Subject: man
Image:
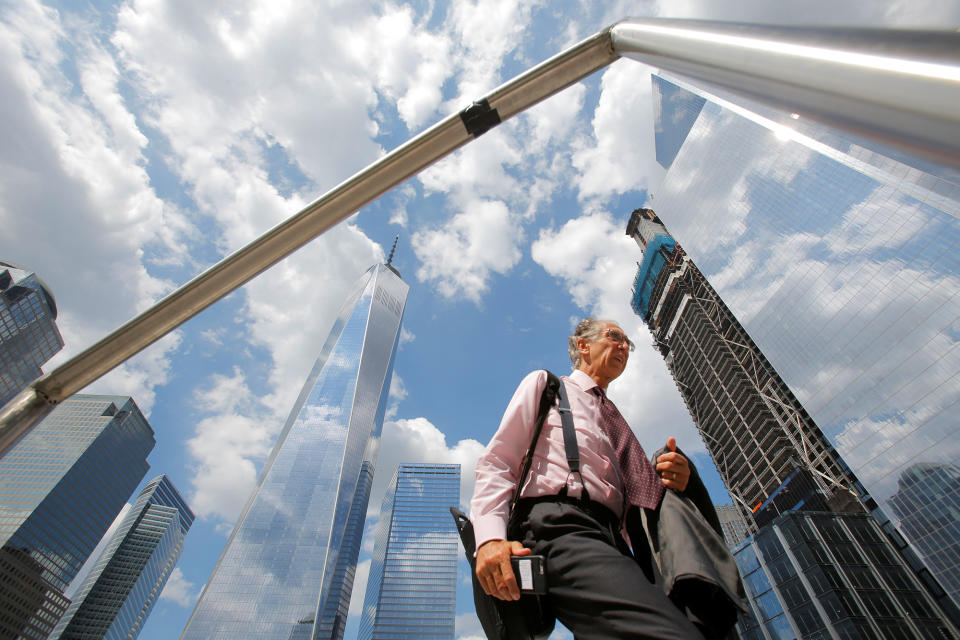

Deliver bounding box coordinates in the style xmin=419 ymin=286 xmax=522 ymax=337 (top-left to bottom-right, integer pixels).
xmin=470 ymin=318 xmax=702 ymax=639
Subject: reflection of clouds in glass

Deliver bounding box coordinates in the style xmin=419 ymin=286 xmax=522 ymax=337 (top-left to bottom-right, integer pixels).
xmin=652 ymin=73 xmax=960 ymax=622
xmin=697 ymin=189 xmax=960 ymax=505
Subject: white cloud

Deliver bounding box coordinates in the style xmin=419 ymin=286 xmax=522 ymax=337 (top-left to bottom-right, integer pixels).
xmin=362 ymin=4 xmax=452 ymax=130
xmin=159 ymin=567 xmax=199 ymax=608
xmin=418 ymin=127 xmax=524 ymax=201
xmin=388 ymin=373 xmax=407 ymax=403
xmin=572 ymin=62 xmax=663 ymax=203
xmin=412 ymin=199 xmax=523 ymax=303
xmin=523 ymin=82 xmax=586 ymax=152
xmin=375 ymin=417 xmax=486 ymax=513
xmin=187 ymin=369 xmax=273 ymax=523
xmin=444 ymin=0 xmax=538 ymax=103
xmin=0 ymin=1 xmax=191 ymax=414
xmin=348 ymin=559 xmax=371 ymax=616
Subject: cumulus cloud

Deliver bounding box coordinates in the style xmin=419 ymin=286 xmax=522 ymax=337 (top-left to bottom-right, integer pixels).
xmin=348 ymin=559 xmax=371 ymax=616
xmin=187 ymin=368 xmax=273 ymax=523
xmin=572 ymin=62 xmax=663 ymax=203
xmin=374 ymin=417 xmax=486 ymax=513
xmin=412 ymin=199 xmax=523 ymax=303
xmin=363 ymin=4 xmax=452 ymax=130
xmin=0 ymin=1 xmax=191 ymax=414
xmin=159 ymin=567 xmax=199 ymax=608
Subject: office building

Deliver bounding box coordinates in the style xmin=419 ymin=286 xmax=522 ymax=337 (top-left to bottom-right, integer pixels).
xmin=0 ymin=261 xmax=64 ymax=405
xmin=717 ymin=504 xmax=751 ymax=548
xmin=181 ymin=259 xmax=409 ymax=639
xmin=358 ymin=463 xmax=459 ymax=640
xmin=314 ymin=461 xmax=375 ymax=640
xmin=888 ymin=463 xmax=960 ymax=609
xmin=643 ymin=72 xmax=960 ymax=612
xmin=51 ymin=475 xmax=194 ymax=639
xmin=0 ymin=395 xmax=155 ymax=639
xmin=734 ymin=510 xmax=953 ymax=639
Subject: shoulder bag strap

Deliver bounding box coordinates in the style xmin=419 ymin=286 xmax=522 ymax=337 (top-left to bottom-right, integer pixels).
xmin=509 ymin=371 xmax=560 ymax=517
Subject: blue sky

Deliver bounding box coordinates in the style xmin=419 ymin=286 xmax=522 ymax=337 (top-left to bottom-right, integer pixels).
xmin=2 ymin=1 xmax=958 ymax=639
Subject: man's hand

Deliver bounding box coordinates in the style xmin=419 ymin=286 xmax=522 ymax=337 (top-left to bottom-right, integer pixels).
xmin=656 ymin=436 xmax=690 ymax=491
xmin=475 ymin=539 xmax=531 ymax=601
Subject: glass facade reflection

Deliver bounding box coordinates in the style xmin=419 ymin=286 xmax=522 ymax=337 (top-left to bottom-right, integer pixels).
xmin=51 ymin=475 xmax=194 ymax=639
xmin=0 ymin=261 xmax=64 ymax=405
xmin=358 ymin=463 xmax=459 ymax=640
xmin=649 ymin=72 xmax=960 ymax=614
xmin=734 ymin=511 xmax=953 ymax=639
xmin=181 ymin=263 xmax=408 ymax=639
xmin=0 ymin=395 xmax=155 ymax=639
xmin=315 ymin=460 xmax=374 ymax=640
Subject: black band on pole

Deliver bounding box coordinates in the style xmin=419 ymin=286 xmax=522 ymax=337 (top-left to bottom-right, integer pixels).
xmin=459 ymin=98 xmax=502 ymax=137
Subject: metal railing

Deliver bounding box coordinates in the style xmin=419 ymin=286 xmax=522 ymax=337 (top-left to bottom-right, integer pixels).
xmin=1 ymin=18 xmax=958 ymax=455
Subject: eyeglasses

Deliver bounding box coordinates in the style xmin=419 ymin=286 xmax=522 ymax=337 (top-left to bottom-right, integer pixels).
xmin=602 ymin=328 xmax=635 ymax=351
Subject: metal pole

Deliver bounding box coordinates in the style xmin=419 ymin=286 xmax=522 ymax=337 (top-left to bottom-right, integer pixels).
xmin=0 ymin=28 xmax=618 ymax=456
xmin=610 ymin=19 xmax=960 ymax=168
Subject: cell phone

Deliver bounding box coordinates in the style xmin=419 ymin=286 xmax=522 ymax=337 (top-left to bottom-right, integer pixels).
xmin=511 ymin=554 xmax=547 ymax=595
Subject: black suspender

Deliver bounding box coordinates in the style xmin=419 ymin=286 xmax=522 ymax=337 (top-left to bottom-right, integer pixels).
xmin=555 ymin=378 xmax=581 ymax=478
xmin=509 ymin=371 xmax=583 ymax=519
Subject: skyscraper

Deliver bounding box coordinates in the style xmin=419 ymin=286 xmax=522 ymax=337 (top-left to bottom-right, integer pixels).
xmin=888 ymin=463 xmax=960 ymax=608
xmin=358 ymin=463 xmax=459 ymax=640
xmin=716 ymin=504 xmax=750 ymax=548
xmin=627 ymin=207 xmax=866 ymax=526
xmin=645 ymin=71 xmax=960 ymax=612
xmin=181 ymin=260 xmax=408 ymax=639
xmin=628 ymin=208 xmax=958 ymax=635
xmin=315 ymin=461 xmax=375 ymax=640
xmin=0 ymin=395 xmax=155 ymax=639
xmin=733 ymin=510 xmax=953 ymax=639
xmin=0 ymin=260 xmax=64 ymax=405
xmin=51 ymin=475 xmax=194 ymax=639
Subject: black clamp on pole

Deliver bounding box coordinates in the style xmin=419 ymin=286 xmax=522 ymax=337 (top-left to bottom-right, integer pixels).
xmin=459 ymin=98 xmax=501 ymax=137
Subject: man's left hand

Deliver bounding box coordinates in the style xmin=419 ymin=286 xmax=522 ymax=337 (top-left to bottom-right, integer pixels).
xmin=656 ymin=436 xmax=690 ymax=491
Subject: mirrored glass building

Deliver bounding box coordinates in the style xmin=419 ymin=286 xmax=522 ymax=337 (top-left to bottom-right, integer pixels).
xmin=0 ymin=261 xmax=64 ymax=406
xmin=358 ymin=463 xmax=459 ymax=640
xmin=51 ymin=474 xmax=194 ymax=639
xmin=181 ymin=261 xmax=408 ymax=639
xmin=646 ymin=72 xmax=960 ymax=615
xmin=314 ymin=460 xmax=374 ymax=640
xmin=734 ymin=511 xmax=953 ymax=639
xmin=0 ymin=395 xmax=155 ymax=639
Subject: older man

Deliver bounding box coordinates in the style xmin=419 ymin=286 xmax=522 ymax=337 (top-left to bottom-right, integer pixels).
xmin=470 ymin=318 xmax=702 ymax=639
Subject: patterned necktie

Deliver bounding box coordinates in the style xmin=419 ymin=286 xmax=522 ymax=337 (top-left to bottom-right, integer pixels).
xmin=594 ymin=387 xmax=665 ymax=510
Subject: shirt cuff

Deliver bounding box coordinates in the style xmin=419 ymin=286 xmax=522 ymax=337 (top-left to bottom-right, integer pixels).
xmin=473 ymin=515 xmax=508 ymax=550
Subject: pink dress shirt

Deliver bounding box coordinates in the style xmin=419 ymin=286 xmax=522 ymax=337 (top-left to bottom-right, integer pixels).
xmin=470 ymin=369 xmax=626 ymax=549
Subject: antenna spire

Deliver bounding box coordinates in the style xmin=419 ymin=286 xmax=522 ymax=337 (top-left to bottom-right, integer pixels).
xmin=386 ymin=235 xmax=399 ymax=266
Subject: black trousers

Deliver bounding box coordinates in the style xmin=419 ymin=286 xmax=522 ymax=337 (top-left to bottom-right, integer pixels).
xmin=513 ymin=498 xmax=702 ymax=640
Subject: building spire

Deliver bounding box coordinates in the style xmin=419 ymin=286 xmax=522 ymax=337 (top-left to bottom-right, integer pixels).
xmin=386 ymin=235 xmax=399 ymax=266
xmin=384 ymin=235 xmax=401 ymax=278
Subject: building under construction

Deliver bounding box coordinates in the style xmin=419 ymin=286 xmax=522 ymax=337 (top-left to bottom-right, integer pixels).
xmin=627 ymin=208 xmax=867 ymax=528
xmin=628 ymin=207 xmax=960 ymax=635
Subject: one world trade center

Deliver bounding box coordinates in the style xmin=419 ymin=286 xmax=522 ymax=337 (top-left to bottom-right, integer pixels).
xmin=182 ymin=256 xmax=408 ymax=639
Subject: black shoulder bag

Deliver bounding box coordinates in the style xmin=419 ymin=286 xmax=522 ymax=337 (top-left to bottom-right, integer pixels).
xmin=451 ymin=370 xmax=578 ymax=640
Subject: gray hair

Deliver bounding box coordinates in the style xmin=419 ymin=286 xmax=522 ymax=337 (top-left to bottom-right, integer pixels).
xmin=568 ymin=318 xmax=617 ymax=369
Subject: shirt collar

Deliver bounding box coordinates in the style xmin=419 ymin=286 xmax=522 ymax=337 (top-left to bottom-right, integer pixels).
xmin=567 ymin=369 xmax=599 ymax=393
